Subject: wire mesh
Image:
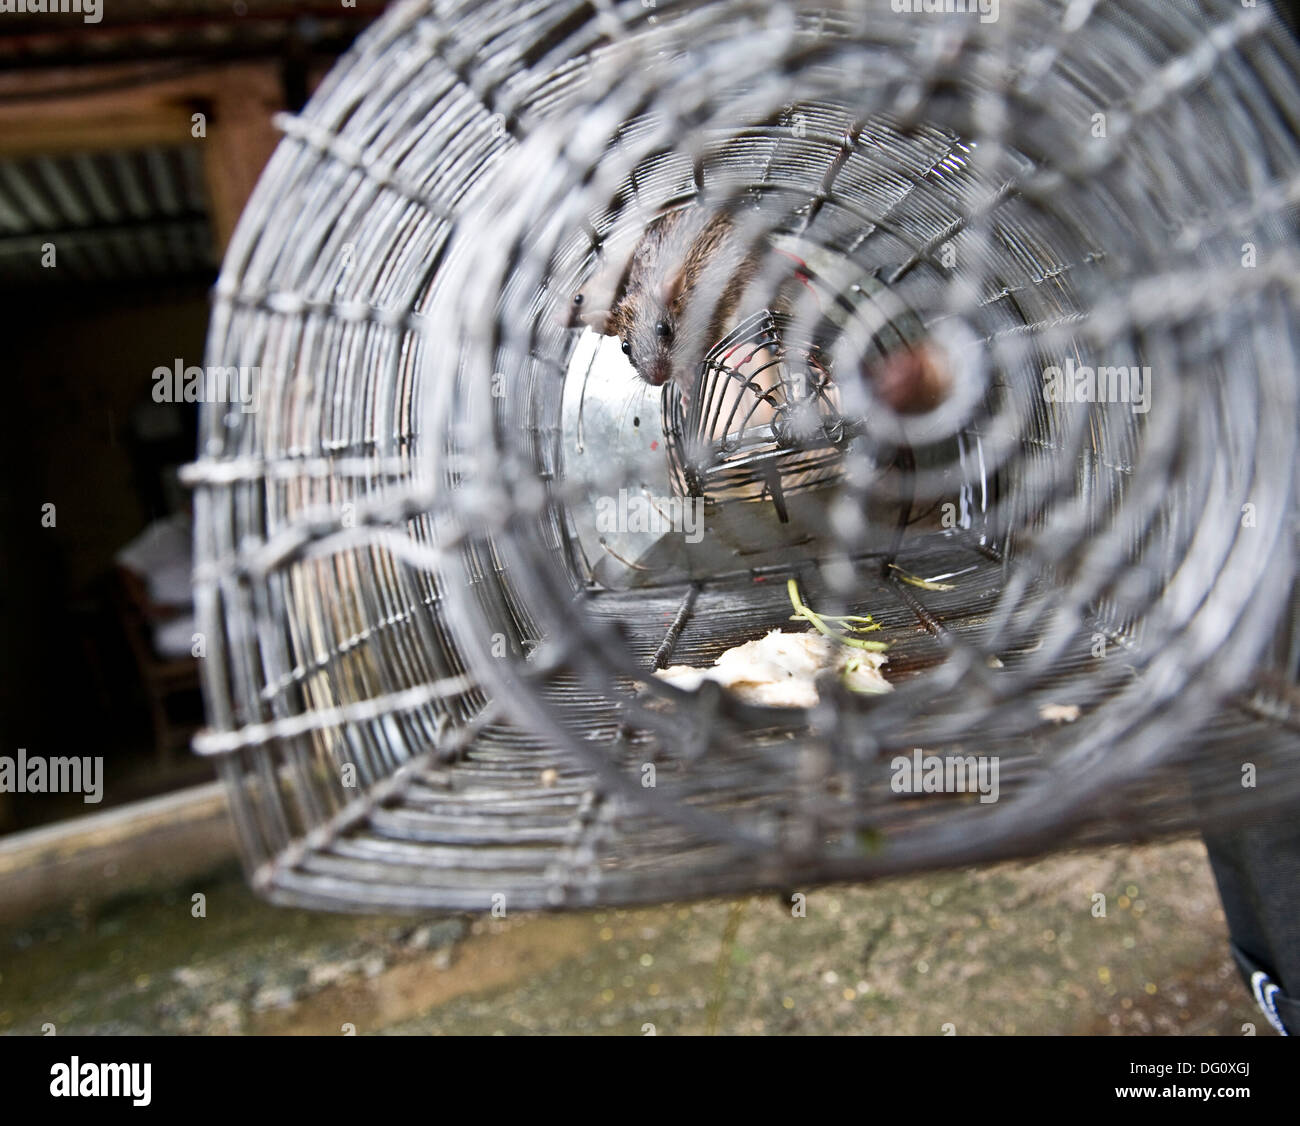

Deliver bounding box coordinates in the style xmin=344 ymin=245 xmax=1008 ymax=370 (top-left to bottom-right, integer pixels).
xmin=188 ymin=0 xmax=1300 ymax=912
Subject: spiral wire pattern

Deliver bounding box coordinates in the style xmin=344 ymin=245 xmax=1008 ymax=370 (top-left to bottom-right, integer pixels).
xmin=189 ymin=0 xmax=1300 ymax=911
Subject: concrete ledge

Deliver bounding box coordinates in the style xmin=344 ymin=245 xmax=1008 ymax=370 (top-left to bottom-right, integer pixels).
xmin=0 ymin=781 xmax=237 ymax=926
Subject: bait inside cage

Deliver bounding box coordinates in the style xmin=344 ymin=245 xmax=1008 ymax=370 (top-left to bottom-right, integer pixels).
xmin=189 ymin=0 xmax=1300 ymax=912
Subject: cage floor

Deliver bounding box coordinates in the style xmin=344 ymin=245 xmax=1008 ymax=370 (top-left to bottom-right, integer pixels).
xmin=584 ymin=528 xmax=1006 ymax=678
xmin=246 ymin=530 xmax=1298 ymax=913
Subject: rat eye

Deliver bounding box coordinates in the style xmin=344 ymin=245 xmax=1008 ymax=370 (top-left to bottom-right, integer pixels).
xmin=572 ymin=293 xmax=584 ymax=306
xmin=621 ymin=340 xmax=632 ymax=355
xmin=655 ymin=321 xmax=673 ymax=339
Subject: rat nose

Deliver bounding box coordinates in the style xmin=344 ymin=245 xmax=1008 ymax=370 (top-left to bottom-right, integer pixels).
xmin=645 ymin=361 xmax=672 ymax=387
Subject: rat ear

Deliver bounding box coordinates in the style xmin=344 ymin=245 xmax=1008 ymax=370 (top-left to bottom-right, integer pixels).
xmin=574 ymin=303 xmax=615 ymax=333
xmin=559 ymin=289 xmax=615 ymax=333
xmin=564 ymin=233 xmax=638 ymax=333
xmin=660 ymin=266 xmax=687 ymax=311
xmin=555 ymin=283 xmax=614 ymax=332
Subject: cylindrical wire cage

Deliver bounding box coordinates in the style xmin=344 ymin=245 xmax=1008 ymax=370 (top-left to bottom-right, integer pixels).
xmin=188 ymin=0 xmax=1300 ymax=912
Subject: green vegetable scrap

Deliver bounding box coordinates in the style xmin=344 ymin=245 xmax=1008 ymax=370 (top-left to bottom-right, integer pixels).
xmin=787 ymin=579 xmax=890 ymax=653
xmin=886 ymin=563 xmax=957 ymax=592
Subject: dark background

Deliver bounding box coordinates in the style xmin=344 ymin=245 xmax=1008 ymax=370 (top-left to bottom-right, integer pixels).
xmin=0 ymin=0 xmax=386 ymax=829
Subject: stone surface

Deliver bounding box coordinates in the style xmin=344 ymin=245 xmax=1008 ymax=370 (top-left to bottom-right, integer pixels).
xmin=0 ymin=839 xmax=1273 ymax=1036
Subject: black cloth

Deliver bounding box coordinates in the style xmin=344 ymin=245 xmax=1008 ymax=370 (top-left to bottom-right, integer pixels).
xmin=1203 ymin=806 xmax=1300 ymax=1035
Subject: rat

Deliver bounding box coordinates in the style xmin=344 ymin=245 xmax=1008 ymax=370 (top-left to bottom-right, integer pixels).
xmin=569 ymin=208 xmax=769 ymax=392
xmin=568 ymin=206 xmax=951 ymax=414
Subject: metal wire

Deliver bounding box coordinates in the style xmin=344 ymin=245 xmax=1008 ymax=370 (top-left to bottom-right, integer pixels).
xmin=192 ymin=0 xmax=1300 ymax=912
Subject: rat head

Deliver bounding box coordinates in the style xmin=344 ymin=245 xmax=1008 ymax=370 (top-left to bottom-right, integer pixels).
xmin=568 ymin=208 xmax=724 ymax=393
xmin=618 ymin=304 xmax=677 ymax=387
xmin=572 ymin=259 xmax=688 ymax=390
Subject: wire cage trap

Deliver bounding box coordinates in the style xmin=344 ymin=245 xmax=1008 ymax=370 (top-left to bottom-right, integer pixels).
xmin=188 ymin=0 xmax=1300 ymax=913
